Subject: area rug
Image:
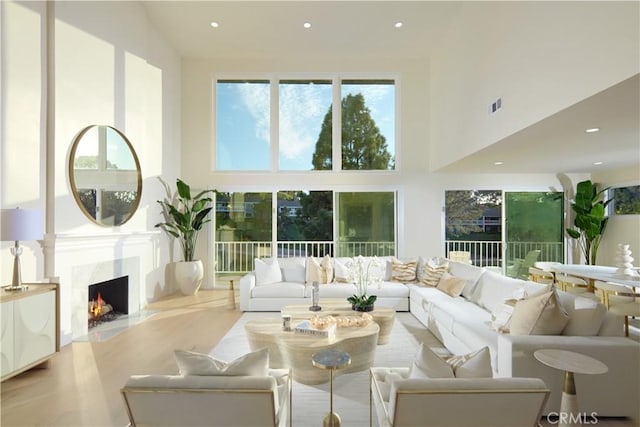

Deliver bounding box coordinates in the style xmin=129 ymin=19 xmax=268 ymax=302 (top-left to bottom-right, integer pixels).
xmin=209 ymin=312 xmax=445 ymax=426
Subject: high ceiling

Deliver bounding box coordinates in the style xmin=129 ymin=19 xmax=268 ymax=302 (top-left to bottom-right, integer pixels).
xmin=142 ymin=1 xmax=640 ymax=175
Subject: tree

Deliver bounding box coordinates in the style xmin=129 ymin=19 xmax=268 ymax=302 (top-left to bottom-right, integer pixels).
xmin=312 ymin=93 xmax=392 ymax=170
xmin=445 ymin=191 xmax=501 ymax=239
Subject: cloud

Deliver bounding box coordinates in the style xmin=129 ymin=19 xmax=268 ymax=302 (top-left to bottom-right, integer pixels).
xmin=237 ymin=83 xmax=270 ymax=144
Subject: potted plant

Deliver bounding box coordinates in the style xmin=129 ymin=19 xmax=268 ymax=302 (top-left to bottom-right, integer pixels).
xmin=156 ymin=178 xmax=215 ymax=295
xmin=566 ymin=179 xmax=611 ymax=265
xmin=346 ymin=256 xmax=381 ymax=311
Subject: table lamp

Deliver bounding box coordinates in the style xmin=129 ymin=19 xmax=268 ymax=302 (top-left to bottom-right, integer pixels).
xmin=1 ymin=207 xmax=44 ymax=291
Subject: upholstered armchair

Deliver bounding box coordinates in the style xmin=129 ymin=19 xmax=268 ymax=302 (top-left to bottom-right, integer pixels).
xmin=121 ymin=368 xmax=291 ymax=427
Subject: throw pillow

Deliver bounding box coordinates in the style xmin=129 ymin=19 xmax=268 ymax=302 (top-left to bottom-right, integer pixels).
xmin=436 ymin=272 xmax=466 ymax=297
xmin=254 ymin=258 xmax=282 ymax=286
xmin=490 ymin=285 xmax=550 ymax=333
xmin=409 ymin=343 xmax=493 ymax=379
xmin=333 ymin=258 xmax=353 ymax=283
xmin=561 ymin=295 xmax=607 ymax=336
xmin=419 ymin=256 xmax=449 ymax=287
xmin=509 ymin=289 xmax=569 ymax=335
xmin=391 ymin=258 xmax=418 ymax=283
xmin=307 ymin=255 xmax=334 ymax=284
xmin=174 ymin=347 xmax=269 ymax=376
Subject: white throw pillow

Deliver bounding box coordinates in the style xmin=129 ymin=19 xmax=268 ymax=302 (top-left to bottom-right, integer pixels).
xmin=561 ymin=295 xmax=607 ymax=336
xmin=409 ymin=344 xmax=493 ymax=379
xmin=333 ymin=257 xmax=354 ymax=283
xmin=255 ymin=258 xmax=282 ymax=286
xmin=174 ymin=347 xmax=269 ymax=376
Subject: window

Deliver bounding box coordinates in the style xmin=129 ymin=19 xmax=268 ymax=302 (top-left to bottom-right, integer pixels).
xmin=279 ymin=80 xmax=332 ymax=171
xmin=277 ymin=191 xmax=333 ymax=257
xmin=611 ymin=185 xmax=640 ymax=214
xmin=214 ymin=77 xmax=396 ymax=171
xmin=215 ymin=80 xmax=271 ymax=170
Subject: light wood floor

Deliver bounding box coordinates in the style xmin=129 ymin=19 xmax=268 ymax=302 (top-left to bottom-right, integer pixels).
xmin=1 ymin=289 xmax=241 ymax=427
xmin=2 ymin=288 xmax=636 ymax=427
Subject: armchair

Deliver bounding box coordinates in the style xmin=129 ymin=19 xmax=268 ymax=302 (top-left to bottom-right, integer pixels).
xmin=121 ymin=369 xmax=291 ymax=427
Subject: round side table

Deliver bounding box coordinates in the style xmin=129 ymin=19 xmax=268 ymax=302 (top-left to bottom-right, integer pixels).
xmin=534 ymin=349 xmax=608 ymax=427
xmin=312 ymin=349 xmax=351 ymax=427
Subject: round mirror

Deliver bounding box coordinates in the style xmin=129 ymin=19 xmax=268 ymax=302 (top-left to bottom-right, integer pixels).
xmin=69 ymin=125 xmax=142 ymax=226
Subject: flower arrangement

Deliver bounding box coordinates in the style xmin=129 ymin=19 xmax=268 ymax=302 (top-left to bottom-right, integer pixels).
xmin=346 ymin=256 xmax=382 ymax=311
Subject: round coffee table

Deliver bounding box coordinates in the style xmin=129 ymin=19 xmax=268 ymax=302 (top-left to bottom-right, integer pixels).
xmin=534 ymin=349 xmax=608 ymax=427
xmin=312 ymin=349 xmax=351 ymax=427
xmin=245 ymin=317 xmax=378 ymax=385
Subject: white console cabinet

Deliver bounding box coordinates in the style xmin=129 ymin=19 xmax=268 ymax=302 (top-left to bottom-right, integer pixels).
xmin=1 ymin=283 xmax=59 ymax=381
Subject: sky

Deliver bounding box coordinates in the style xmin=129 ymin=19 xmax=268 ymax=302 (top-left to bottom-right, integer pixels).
xmin=216 ymin=80 xmax=395 ymax=171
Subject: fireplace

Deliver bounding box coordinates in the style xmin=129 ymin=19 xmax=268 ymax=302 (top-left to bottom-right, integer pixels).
xmin=88 ymin=276 xmax=129 ymax=328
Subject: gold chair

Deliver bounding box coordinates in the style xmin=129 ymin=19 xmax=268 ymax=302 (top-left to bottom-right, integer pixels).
xmin=555 ymin=275 xmax=599 ymax=300
xmin=528 ymin=266 xmax=555 ymax=285
xmin=594 ymin=281 xmax=640 ymax=336
xmin=448 ymin=251 xmax=472 ymax=264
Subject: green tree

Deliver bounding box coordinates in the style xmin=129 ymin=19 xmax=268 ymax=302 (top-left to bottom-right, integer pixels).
xmin=445 ymin=191 xmax=501 ymax=239
xmin=312 ymin=93 xmax=392 ymax=170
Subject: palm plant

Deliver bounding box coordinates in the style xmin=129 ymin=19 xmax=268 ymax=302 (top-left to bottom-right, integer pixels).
xmin=566 ymin=180 xmax=611 ymax=265
xmin=155 ymin=178 xmax=215 ymax=262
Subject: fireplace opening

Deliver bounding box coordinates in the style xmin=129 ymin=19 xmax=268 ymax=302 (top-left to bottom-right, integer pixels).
xmin=88 ymin=276 xmax=129 ymax=329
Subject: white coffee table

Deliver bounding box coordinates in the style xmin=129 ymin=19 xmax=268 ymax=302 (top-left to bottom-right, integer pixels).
xmin=534 ymin=349 xmax=608 ymax=427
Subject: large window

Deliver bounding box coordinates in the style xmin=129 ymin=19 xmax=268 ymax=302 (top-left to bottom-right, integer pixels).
xmin=611 ymin=185 xmax=640 ymax=215
xmin=215 ymin=190 xmax=396 ymax=273
xmin=214 ymin=77 xmax=396 ymax=171
xmin=215 ymin=80 xmax=271 ymax=170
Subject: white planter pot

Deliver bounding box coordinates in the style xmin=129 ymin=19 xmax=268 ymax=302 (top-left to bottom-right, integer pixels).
xmin=175 ymin=260 xmax=204 ymax=296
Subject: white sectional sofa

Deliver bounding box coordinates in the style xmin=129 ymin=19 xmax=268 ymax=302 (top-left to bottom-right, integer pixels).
xmin=239 ymin=256 xmax=640 ymax=420
xmin=240 ymin=256 xmax=410 ymax=311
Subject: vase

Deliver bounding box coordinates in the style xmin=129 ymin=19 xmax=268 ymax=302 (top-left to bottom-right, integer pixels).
xmin=175 ymin=260 xmax=204 ymax=295
xmin=352 ymin=304 xmax=374 ymax=312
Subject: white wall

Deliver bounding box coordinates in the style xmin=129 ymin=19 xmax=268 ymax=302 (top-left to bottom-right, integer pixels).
xmin=181 ymin=57 xmax=570 ymax=280
xmin=1 ymin=0 xmax=182 ymax=346
xmin=430 ymin=1 xmax=640 ymax=171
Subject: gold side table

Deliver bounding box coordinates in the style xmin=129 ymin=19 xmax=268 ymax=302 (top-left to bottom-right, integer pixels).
xmin=312 ymin=349 xmax=351 ymax=427
xmin=534 ymin=349 xmax=608 ymax=427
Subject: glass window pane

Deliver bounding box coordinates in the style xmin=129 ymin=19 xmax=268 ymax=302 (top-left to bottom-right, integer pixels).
xmin=215 ymin=80 xmax=270 ymax=170
xmin=101 ymin=189 xmax=137 ymax=225
xmin=336 ymin=192 xmax=395 ymax=256
xmin=277 ymin=190 xmax=333 ymax=256
xmin=105 ymin=127 xmax=135 ymax=170
xmin=445 ymin=190 xmax=502 ymax=267
xmin=278 ymin=80 xmax=332 ymax=171
xmin=612 ymin=185 xmax=640 ymax=214
xmin=341 ymin=80 xmax=395 ymax=170
xmin=73 ymin=127 xmax=99 ymax=169
xmin=215 ymin=192 xmax=272 ymax=271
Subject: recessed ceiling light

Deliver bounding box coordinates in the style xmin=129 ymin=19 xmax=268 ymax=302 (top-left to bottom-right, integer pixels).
xmin=494 ymin=161 xmax=504 ymax=166
xmin=303 ymin=22 xmax=311 ymax=29
xmin=394 ymin=22 xmax=403 ymax=28
xmin=585 ymin=127 xmax=600 ymax=133
xmin=593 ymin=161 xmax=603 ymax=165
xmin=210 ymin=21 xmax=219 ymax=28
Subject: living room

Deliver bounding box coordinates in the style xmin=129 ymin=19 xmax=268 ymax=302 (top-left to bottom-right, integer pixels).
xmin=1 ymin=1 xmax=639 ymax=426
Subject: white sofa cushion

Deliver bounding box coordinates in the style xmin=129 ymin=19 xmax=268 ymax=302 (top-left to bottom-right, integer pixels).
xmin=278 ymin=257 xmax=306 ymax=283
xmin=307 ymin=255 xmax=334 ymax=284
xmin=469 ymin=270 xmax=526 ymax=313
xmin=175 ymin=347 xmax=269 ymax=376
xmin=252 ymin=282 xmax=306 ymax=298
xmin=333 ymin=257 xmax=354 ymax=282
xmin=255 ymin=258 xmax=282 ymax=286
xmin=560 ymin=294 xmax=607 ymax=336
xmin=409 ymin=344 xmax=492 ymax=379
xmin=448 ymin=261 xmax=486 ymax=298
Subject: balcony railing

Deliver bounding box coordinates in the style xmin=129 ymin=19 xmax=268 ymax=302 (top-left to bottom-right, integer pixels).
xmin=215 ymin=240 xmax=563 ymax=275
xmin=215 ymin=241 xmax=395 ymax=274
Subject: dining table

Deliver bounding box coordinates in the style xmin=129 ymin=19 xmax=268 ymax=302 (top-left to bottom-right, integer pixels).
xmin=549 ymin=264 xmax=640 ymax=289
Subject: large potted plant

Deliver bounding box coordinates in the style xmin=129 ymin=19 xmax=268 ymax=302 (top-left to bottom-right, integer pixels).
xmin=566 ymin=179 xmax=611 ymax=265
xmin=156 ymin=178 xmax=215 ymax=295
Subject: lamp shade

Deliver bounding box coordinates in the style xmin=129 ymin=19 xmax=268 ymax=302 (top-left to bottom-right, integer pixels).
xmin=1 ymin=208 xmax=44 ymax=241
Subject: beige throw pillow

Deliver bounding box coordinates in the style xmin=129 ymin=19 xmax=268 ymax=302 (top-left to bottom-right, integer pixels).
xmin=391 ymin=258 xmax=417 ymax=283
xmin=409 ymin=343 xmax=493 ymax=379
xmin=174 ymin=348 xmax=269 ymax=376
xmin=436 ymin=272 xmax=466 ymax=297
xmin=308 ymin=255 xmax=334 ymax=284
xmin=419 ymin=257 xmax=449 ymax=287
xmin=509 ymin=290 xmax=569 ymax=335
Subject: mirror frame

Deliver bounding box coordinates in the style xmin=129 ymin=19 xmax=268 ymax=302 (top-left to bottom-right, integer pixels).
xmin=68 ymin=125 xmax=142 ymax=226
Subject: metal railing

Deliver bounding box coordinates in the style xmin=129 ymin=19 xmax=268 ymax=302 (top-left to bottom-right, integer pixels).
xmin=215 ymin=240 xmax=395 ymax=274
xmin=444 ymin=240 xmax=563 ymax=268
xmin=216 ymin=239 xmax=562 ymax=274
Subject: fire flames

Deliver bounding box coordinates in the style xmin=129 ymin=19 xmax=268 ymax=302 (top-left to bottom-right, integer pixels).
xmin=89 ymin=292 xmax=104 ymax=319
